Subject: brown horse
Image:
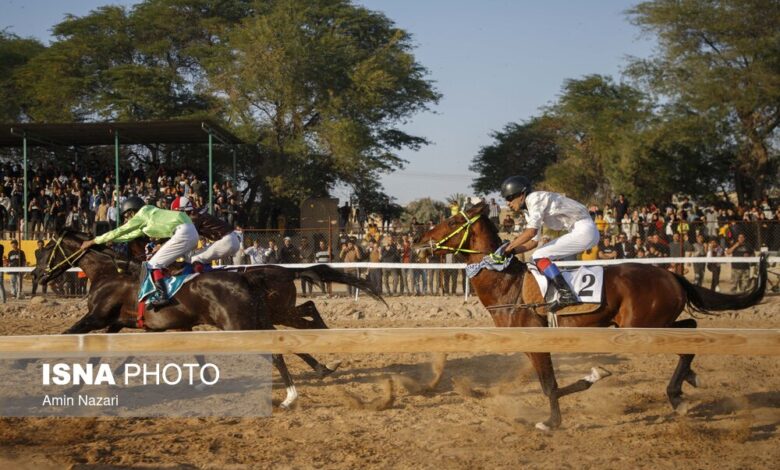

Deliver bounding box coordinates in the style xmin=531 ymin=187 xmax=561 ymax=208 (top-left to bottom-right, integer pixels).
xmin=37 ymin=231 xmax=379 ymax=408
xmin=418 ymin=202 xmax=767 ymax=430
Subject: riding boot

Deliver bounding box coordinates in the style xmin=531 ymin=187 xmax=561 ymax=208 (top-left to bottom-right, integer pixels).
xmin=149 ymin=269 xmax=174 ymax=310
xmin=549 ymin=273 xmax=580 ymax=311
xmin=535 ymin=257 xmax=580 ymax=311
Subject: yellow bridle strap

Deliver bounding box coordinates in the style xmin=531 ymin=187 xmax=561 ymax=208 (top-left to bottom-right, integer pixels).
xmin=45 ymin=235 xmax=87 ymax=275
xmin=432 ymin=212 xmax=483 ymax=255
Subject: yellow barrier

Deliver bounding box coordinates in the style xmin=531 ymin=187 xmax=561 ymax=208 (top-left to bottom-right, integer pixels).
xmin=0 ymin=239 xmax=41 ymax=266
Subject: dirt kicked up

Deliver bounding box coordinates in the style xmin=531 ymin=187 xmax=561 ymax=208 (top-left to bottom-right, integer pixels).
xmin=0 ymin=294 xmax=777 ymax=469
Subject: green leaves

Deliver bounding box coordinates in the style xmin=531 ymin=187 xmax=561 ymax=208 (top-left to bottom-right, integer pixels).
xmin=628 ymin=0 xmax=780 ymax=203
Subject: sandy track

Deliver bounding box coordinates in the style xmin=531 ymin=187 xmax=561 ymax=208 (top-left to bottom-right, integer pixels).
xmin=0 ymin=294 xmax=777 ymax=469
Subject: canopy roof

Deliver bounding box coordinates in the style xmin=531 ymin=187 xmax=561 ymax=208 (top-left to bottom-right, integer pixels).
xmin=0 ymin=120 xmax=243 ymax=147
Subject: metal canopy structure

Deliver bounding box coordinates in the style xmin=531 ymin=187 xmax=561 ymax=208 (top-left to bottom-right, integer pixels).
xmin=0 ymin=120 xmax=245 ymax=235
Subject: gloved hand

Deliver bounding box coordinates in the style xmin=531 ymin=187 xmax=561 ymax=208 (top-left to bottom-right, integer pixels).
xmin=488 ymin=242 xmax=510 ymax=264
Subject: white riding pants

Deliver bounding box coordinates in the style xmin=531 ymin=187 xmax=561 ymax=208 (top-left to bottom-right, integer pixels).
xmin=147 ymin=223 xmax=199 ymax=269
xmin=191 ymin=231 xmax=241 ymax=264
xmin=531 ymin=218 xmax=600 ymax=261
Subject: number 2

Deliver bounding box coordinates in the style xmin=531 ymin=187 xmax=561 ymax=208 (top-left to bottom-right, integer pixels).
xmin=579 ymin=274 xmax=596 ymax=297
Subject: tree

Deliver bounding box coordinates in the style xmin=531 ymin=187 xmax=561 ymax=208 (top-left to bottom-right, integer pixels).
xmin=403 ymin=197 xmax=447 ymax=224
xmin=628 ymin=0 xmax=780 ymax=203
xmin=207 ymin=0 xmax=440 ymax=221
xmin=469 ymin=116 xmax=561 ymax=195
xmin=16 ymin=1 xmax=249 ymax=122
xmin=544 ymin=75 xmax=652 ymax=203
xmin=0 ymin=31 xmax=45 ymax=122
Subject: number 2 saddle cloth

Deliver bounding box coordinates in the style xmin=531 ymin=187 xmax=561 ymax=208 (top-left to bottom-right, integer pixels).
xmin=527 ymin=264 xmax=605 ymax=315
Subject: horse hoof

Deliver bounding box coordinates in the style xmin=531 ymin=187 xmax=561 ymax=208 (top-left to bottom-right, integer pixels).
xmin=583 ymin=366 xmax=612 ymax=383
xmin=325 ymin=360 xmax=342 ymax=372
xmin=684 ymin=373 xmax=700 ymax=388
xmin=675 ymin=400 xmax=690 ymax=415
xmin=535 ymin=422 xmax=552 ymax=432
xmin=194 ymin=383 xmax=209 ymax=392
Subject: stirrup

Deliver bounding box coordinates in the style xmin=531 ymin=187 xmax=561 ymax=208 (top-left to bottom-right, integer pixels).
xmin=549 ymin=293 xmax=580 ymax=312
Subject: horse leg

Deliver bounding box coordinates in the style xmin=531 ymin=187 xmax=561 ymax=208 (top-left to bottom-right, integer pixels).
xmin=272 ymin=354 xmax=298 ymax=409
xmin=667 ymin=319 xmax=698 ymax=412
xmin=295 ymin=301 xmax=328 ymax=329
xmin=527 ymin=352 xmax=562 ymax=431
xmin=295 ymin=353 xmax=341 ymax=378
xmin=64 ymin=310 xmax=112 ymax=334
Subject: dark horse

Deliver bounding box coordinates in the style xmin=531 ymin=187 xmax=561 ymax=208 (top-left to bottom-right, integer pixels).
xmin=418 ymin=202 xmax=767 ymax=430
xmin=38 ymin=231 xmax=381 ymax=408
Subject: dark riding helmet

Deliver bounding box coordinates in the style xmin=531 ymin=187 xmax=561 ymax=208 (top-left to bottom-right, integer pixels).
xmin=500 ymin=176 xmax=532 ymax=201
xmin=121 ymin=196 xmax=145 ymax=217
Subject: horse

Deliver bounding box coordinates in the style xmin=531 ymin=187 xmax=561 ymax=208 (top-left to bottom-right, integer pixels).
xmin=37 ymin=231 xmax=330 ymax=408
xmin=36 ymin=231 xmax=383 ymax=379
xmin=417 ymin=202 xmax=767 ymax=430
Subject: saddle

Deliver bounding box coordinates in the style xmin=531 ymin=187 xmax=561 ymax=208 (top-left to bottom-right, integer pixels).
xmin=525 ymin=264 xmax=605 ymax=317
xmin=136 ymin=263 xmax=200 ymax=328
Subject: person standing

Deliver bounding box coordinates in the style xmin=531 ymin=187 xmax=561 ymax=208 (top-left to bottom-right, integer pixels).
xmin=339 ymin=238 xmax=363 ymax=296
xmin=726 ymin=233 xmax=753 ymax=293
xmin=244 ymin=239 xmax=266 ymax=264
xmin=299 ymin=236 xmax=314 ymax=295
xmin=380 ymin=236 xmax=400 ymax=295
xmin=280 ymin=236 xmax=301 ymax=264
xmin=488 ymin=198 xmax=501 ymax=228
xmin=692 ymin=234 xmax=707 ymax=286
xmin=31 ymin=240 xmax=48 ymax=296
xmin=706 ymin=239 xmax=725 ymax=292
xmin=314 ymin=239 xmax=333 ymax=295
xmin=7 ymin=240 xmax=26 ymax=299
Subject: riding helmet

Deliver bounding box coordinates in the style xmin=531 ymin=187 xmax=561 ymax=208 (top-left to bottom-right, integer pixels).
xmin=500 ymin=176 xmax=532 ymax=201
xmin=121 ymin=196 xmax=145 ymax=216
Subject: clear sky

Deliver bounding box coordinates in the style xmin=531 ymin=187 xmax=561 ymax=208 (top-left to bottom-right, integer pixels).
xmin=1 ymin=0 xmax=656 ymax=204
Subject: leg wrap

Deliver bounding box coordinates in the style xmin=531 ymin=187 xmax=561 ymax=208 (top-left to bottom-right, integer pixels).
xmin=535 ymin=258 xmax=561 ymax=279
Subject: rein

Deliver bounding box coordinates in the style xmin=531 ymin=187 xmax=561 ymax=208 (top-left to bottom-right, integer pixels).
xmin=45 ymin=234 xmax=133 ymax=278
xmin=45 ymin=234 xmax=88 ymax=276
xmin=429 ymin=211 xmax=485 ymax=256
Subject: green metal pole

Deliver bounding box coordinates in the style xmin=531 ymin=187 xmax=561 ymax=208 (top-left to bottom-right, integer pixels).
xmin=23 ymin=133 xmax=28 ymax=240
xmin=115 ymin=131 xmax=120 ymax=228
xmin=208 ymin=133 xmax=213 ymax=215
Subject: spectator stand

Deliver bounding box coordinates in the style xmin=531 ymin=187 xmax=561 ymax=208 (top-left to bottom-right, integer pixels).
xmin=0 ymin=120 xmax=245 ymax=237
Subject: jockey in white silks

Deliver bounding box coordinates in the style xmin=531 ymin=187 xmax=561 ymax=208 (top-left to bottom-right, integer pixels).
xmin=493 ymin=176 xmax=599 ymax=310
xmin=170 ymin=196 xmax=241 ymax=271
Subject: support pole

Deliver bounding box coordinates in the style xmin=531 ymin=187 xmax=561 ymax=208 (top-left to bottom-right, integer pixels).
xmin=208 ymin=133 xmax=213 ymax=215
xmin=23 ymin=133 xmax=28 ymax=239
xmin=115 ymin=131 xmax=120 ymax=228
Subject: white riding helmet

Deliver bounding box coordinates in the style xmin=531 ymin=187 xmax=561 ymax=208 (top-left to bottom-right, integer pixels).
xmin=171 ymin=196 xmax=194 ymax=212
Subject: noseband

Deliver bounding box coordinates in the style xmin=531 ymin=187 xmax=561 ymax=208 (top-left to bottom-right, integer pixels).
xmin=429 ymin=211 xmax=484 ymax=255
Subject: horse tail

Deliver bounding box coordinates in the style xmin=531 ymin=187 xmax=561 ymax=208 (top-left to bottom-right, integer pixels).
xmin=288 ymin=264 xmax=388 ymax=307
xmin=673 ymin=253 xmax=768 ymax=315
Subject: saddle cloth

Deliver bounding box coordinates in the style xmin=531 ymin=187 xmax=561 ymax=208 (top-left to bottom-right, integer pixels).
xmin=528 ymin=264 xmax=604 ymax=315
xmin=138 ymin=263 xmax=199 ymax=304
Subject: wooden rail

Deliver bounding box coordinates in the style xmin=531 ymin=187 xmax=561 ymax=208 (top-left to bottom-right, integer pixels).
xmin=0 ymin=328 xmax=777 ymax=357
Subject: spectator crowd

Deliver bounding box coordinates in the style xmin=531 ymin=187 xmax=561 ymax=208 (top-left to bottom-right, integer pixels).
xmin=1 ymin=158 xmax=778 ymax=300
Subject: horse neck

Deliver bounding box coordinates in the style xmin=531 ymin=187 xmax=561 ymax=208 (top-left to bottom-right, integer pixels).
xmin=463 ymin=220 xmax=504 ymax=265
xmin=464 ymin=221 xmax=527 ymax=308
xmin=77 ymin=249 xmax=120 ymax=280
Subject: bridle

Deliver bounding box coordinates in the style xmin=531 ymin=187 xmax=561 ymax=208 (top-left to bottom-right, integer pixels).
xmin=429 ymin=211 xmax=485 ymax=255
xmin=44 ymin=233 xmax=133 ymax=279
xmin=44 ymin=234 xmax=87 ymax=277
